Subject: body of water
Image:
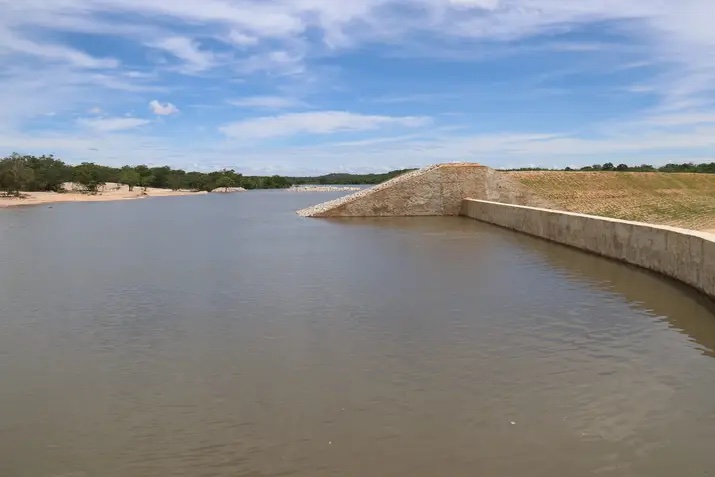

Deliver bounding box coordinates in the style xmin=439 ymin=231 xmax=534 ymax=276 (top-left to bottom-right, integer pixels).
xmin=1 ymin=191 xmax=714 ymax=476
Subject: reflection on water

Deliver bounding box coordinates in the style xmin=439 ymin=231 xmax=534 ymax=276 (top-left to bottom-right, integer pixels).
xmin=1 ymin=194 xmax=714 ymax=477
xmin=511 ymin=232 xmax=715 ymax=357
xmin=338 ymin=217 xmax=715 ymax=357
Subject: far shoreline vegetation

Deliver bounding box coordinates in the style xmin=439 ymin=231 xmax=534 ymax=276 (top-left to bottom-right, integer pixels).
xmin=0 ymin=153 xmax=414 ymax=197
xmin=1 ymin=152 xmax=714 ymax=197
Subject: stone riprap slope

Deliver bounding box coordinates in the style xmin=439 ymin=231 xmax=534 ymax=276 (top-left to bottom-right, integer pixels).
xmin=298 ymin=165 xmax=441 ymax=217
xmin=298 ymin=163 xmax=548 ymax=217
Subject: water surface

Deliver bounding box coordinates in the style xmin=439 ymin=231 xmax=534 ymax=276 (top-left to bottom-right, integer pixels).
xmin=1 ymin=191 xmax=714 ymax=477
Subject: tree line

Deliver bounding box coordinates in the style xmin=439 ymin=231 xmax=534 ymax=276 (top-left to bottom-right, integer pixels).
xmin=506 ymin=162 xmax=715 ymax=173
xmin=288 ymin=169 xmax=417 ymax=185
xmin=0 ymin=153 xmax=290 ymax=196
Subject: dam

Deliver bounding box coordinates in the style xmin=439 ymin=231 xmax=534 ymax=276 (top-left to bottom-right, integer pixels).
xmin=299 ymin=163 xmax=715 ymax=301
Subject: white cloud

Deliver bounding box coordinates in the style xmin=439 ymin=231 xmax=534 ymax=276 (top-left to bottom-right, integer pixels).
xmin=0 ymin=28 xmax=118 ymax=69
xmin=77 ymin=117 xmax=151 ymax=132
xmin=149 ymin=37 xmax=214 ymax=73
xmin=219 ymin=111 xmax=431 ymax=139
xmin=228 ymin=30 xmax=259 ymax=47
xmin=4 ymin=1 xmax=715 ymax=105
xmin=229 ymin=95 xmax=306 ymax=110
xmin=149 ymin=100 xmax=180 ymax=116
xmin=644 ymin=113 xmax=715 ymax=127
xmin=448 ymin=0 xmax=500 ymax=11
xmin=239 ymin=50 xmax=306 ymax=75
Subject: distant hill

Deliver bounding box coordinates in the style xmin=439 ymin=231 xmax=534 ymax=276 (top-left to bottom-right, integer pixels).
xmin=288 ymin=169 xmax=417 ymax=185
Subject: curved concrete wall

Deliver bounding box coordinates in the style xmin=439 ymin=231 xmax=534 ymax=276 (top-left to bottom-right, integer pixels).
xmin=460 ymin=199 xmax=715 ymax=300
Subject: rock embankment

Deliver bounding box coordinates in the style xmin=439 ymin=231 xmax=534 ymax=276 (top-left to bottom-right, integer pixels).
xmin=288 ymin=185 xmax=362 ymax=193
xmin=297 ymin=165 xmax=442 ymax=217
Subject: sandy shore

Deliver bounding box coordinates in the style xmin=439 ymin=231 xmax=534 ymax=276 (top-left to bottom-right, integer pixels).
xmin=0 ymin=183 xmax=206 ymax=208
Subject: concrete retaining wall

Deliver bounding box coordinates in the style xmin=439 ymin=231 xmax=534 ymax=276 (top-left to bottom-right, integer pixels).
xmin=298 ymin=163 xmax=550 ymax=217
xmin=460 ymin=199 xmax=715 ymax=300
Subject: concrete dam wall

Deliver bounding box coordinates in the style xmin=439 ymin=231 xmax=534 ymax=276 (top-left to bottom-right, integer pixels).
xmin=461 ymin=199 xmax=715 ymax=300
xmin=299 ymin=162 xmax=714 ymax=300
xmin=298 ymin=163 xmax=549 ymax=217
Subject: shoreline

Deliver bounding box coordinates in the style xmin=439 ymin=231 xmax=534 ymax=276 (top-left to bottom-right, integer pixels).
xmin=0 ymin=183 xmax=207 ymax=209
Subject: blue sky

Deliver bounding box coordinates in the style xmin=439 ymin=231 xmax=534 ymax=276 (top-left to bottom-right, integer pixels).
xmin=1 ymin=0 xmax=714 ymax=175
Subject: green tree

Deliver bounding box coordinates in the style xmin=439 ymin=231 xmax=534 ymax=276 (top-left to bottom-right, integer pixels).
xmin=215 ymin=175 xmax=236 ymax=192
xmin=149 ymin=166 xmax=172 ymax=188
xmin=616 ymin=163 xmax=629 ymax=171
xmin=0 ymin=153 xmax=35 ymax=196
xmin=602 ymin=162 xmax=615 ymax=171
xmin=73 ymin=162 xmax=105 ymax=193
xmin=167 ymin=171 xmax=185 ymax=191
xmin=138 ymin=174 xmax=154 ymax=192
xmin=118 ymin=167 xmax=140 ymax=191
xmin=132 ymin=165 xmax=154 ymax=191
xmin=25 ymin=155 xmax=71 ymax=191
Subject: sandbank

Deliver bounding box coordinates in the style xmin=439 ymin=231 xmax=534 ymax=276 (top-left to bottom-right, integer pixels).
xmin=0 ymin=183 xmax=206 ymax=208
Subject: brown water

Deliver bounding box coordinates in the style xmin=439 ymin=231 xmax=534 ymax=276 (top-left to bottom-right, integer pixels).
xmin=1 ymin=191 xmax=715 ymax=477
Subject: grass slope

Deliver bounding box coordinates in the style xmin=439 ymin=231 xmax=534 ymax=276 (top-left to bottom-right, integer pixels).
xmin=507 ymin=171 xmax=715 ymax=231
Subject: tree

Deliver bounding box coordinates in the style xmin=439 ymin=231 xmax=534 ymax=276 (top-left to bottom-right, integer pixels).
xmin=118 ymin=167 xmax=140 ymax=191
xmin=73 ymin=162 xmax=105 ymax=193
xmin=149 ymin=166 xmax=172 ymax=188
xmin=138 ymin=174 xmax=154 ymax=192
xmin=216 ymin=176 xmax=232 ymax=191
xmin=132 ymin=165 xmax=154 ymax=191
xmin=0 ymin=153 xmax=35 ymax=196
xmin=616 ymin=163 xmax=629 ymax=171
xmin=602 ymin=162 xmax=615 ymax=171
xmin=167 ymin=171 xmax=185 ymax=191
xmin=215 ymin=175 xmax=236 ymax=192
xmin=25 ymin=154 xmax=71 ymax=191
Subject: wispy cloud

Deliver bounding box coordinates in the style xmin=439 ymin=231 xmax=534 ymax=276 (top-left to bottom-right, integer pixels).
xmin=77 ymin=117 xmax=151 ymax=132
xmin=219 ymin=111 xmax=431 ymax=140
xmin=229 ymin=95 xmax=307 ymax=110
xmin=227 ymin=30 xmax=259 ymax=47
xmin=149 ymin=37 xmax=215 ymax=73
xmin=0 ymin=28 xmax=118 ymax=69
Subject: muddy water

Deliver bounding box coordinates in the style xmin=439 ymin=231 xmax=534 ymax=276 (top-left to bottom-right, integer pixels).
xmin=1 ymin=191 xmax=714 ymax=477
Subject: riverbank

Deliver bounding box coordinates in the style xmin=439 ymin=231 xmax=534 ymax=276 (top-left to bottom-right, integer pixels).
xmin=0 ymin=183 xmax=206 ymax=208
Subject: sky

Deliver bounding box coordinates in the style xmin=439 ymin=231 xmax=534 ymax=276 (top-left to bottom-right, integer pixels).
xmin=1 ymin=0 xmax=715 ymax=175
